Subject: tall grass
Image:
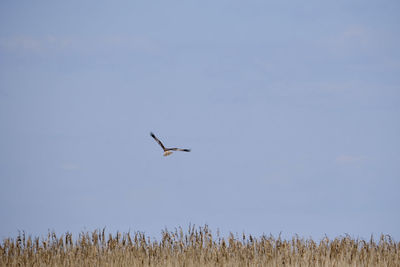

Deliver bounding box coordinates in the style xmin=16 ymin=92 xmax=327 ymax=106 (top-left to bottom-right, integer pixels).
xmin=1 ymin=225 xmax=399 ymax=266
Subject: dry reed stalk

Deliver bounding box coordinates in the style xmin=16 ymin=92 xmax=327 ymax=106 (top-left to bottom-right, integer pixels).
xmin=1 ymin=226 xmax=399 ymax=267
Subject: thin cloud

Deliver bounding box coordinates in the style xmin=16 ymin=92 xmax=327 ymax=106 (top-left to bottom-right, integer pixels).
xmin=340 ymin=25 xmax=369 ymax=44
xmin=0 ymin=35 xmax=73 ymax=53
xmin=336 ymin=155 xmax=365 ymax=164
xmin=0 ymin=36 xmax=42 ymax=51
xmin=61 ymin=163 xmax=80 ymax=171
xmin=0 ymin=35 xmax=158 ymax=54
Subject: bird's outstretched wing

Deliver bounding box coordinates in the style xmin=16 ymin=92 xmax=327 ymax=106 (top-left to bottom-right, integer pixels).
xmin=150 ymin=132 xmax=166 ymax=151
xmin=167 ymin=148 xmax=191 ymax=152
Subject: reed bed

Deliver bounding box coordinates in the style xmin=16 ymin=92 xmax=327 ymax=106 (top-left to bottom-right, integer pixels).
xmin=1 ymin=225 xmax=399 ymax=266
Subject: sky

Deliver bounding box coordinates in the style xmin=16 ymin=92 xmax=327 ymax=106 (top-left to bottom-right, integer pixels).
xmin=0 ymin=1 xmax=399 ymax=241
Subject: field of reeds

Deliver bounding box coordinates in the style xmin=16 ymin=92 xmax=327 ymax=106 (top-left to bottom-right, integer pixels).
xmin=1 ymin=225 xmax=399 ymax=267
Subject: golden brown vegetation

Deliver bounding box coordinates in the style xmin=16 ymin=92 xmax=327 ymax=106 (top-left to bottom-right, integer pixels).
xmin=1 ymin=225 xmax=399 ymax=267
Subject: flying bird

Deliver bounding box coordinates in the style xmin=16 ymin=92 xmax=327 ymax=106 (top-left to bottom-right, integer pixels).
xmin=150 ymin=132 xmax=191 ymax=156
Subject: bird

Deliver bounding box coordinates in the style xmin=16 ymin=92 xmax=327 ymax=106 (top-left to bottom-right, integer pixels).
xmin=150 ymin=132 xmax=191 ymax=156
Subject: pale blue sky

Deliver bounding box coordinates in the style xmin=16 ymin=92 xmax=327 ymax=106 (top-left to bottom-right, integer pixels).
xmin=1 ymin=1 xmax=399 ymax=240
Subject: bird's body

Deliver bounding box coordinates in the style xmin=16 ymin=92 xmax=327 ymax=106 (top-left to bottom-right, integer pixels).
xmin=163 ymin=151 xmax=173 ymax=156
xmin=150 ymin=132 xmax=191 ymax=156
